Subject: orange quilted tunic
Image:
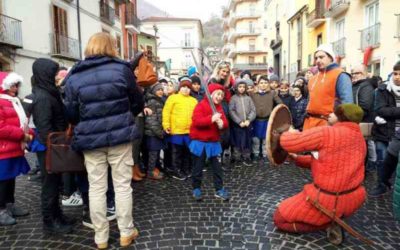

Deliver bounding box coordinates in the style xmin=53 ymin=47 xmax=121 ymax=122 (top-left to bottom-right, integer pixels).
xmin=275 ymin=122 xmax=366 ymax=227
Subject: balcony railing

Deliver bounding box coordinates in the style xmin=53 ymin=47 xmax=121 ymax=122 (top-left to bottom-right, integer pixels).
xmin=100 ymin=1 xmax=115 ymax=26
xmin=0 ymin=14 xmax=23 ymax=48
xmin=332 ymin=37 xmax=346 ymax=57
xmin=49 ymin=33 xmax=80 ymax=60
xmin=360 ymin=23 xmax=380 ymax=50
xmin=232 ymin=63 xmax=268 ymax=71
xmin=228 ymin=28 xmax=261 ymax=42
xmin=229 ymin=11 xmax=261 ymax=26
xmin=306 ymin=4 xmax=325 ymax=28
xmin=125 ymin=9 xmax=140 ymax=33
xmin=324 ymin=0 xmax=350 ymax=18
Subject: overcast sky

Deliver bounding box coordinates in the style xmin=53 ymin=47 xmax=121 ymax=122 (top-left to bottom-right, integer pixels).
xmin=147 ymin=0 xmax=228 ymax=22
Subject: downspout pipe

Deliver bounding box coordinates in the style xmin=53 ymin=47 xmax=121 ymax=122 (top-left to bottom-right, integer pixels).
xmin=287 ymin=20 xmax=291 ymax=83
xmin=77 ymin=0 xmax=82 ymax=59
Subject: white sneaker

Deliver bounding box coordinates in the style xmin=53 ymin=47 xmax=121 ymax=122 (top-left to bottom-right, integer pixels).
xmin=106 ymin=206 xmax=116 ymax=221
xmin=62 ymin=192 xmax=83 ymax=207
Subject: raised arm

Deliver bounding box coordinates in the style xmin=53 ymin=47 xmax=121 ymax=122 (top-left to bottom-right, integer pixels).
xmin=280 ymin=126 xmax=325 ymax=153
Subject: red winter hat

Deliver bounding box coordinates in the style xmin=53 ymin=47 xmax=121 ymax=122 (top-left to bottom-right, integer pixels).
xmin=179 ymin=76 xmax=192 ymax=90
xmin=208 ymin=83 xmax=224 ymax=95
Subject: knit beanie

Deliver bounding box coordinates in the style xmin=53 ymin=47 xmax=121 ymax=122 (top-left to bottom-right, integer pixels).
xmin=1 ymin=72 xmax=23 ymax=90
xmin=334 ymin=103 xmax=364 ymax=124
xmin=150 ymin=82 xmax=163 ymax=95
xmin=315 ymin=44 xmax=336 ymax=62
xmin=190 ymin=75 xmax=201 ymax=85
xmin=234 ymin=78 xmax=253 ymax=89
xmin=179 ymin=76 xmax=192 ymax=90
xmin=208 ymin=83 xmax=224 ymax=96
xmin=187 ymin=66 xmax=198 ymax=77
xmin=269 ymin=74 xmax=279 ymax=82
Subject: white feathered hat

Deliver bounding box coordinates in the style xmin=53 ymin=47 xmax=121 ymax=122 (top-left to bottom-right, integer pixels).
xmin=2 ymin=72 xmax=24 ymax=90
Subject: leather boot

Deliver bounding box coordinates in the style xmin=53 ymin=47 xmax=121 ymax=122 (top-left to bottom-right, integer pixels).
xmin=134 ymin=164 xmax=146 ymax=178
xmin=132 ymin=165 xmax=143 ymax=181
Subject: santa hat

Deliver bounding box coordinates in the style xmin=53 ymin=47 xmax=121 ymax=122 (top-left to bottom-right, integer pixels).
xmin=179 ymin=76 xmax=192 ymax=90
xmin=315 ymin=44 xmax=336 ymax=62
xmin=2 ymin=72 xmax=23 ymax=90
xmin=208 ymin=83 xmax=224 ymax=96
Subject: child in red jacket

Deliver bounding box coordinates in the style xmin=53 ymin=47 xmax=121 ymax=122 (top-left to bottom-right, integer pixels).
xmin=189 ymin=84 xmax=229 ymax=201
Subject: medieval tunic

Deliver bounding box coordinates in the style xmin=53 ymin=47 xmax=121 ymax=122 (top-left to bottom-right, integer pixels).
xmin=274 ymin=122 xmax=366 ymax=231
xmin=303 ymin=64 xmax=353 ymax=130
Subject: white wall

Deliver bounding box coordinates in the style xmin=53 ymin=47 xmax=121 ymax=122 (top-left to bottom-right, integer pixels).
xmin=140 ymin=20 xmax=203 ymax=75
xmin=2 ymin=0 xmax=122 ymax=96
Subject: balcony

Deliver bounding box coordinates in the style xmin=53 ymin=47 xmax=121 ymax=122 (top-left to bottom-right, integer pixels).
xmin=360 ymin=23 xmax=380 ymax=50
xmin=232 ymin=63 xmax=268 ymax=71
xmin=100 ymin=1 xmax=115 ymax=26
xmin=324 ymin=0 xmax=350 ymax=18
xmin=228 ymin=28 xmax=261 ymax=42
xmin=229 ymin=11 xmax=262 ymax=26
xmin=332 ymin=37 xmax=346 ymax=57
xmin=306 ymin=5 xmax=325 ymax=28
xmin=49 ymin=33 xmax=80 ymax=60
xmin=125 ymin=10 xmax=140 ymax=33
xmin=0 ymin=14 xmax=23 ymax=48
xmin=236 ymin=48 xmax=268 ymax=55
xmin=228 ymin=0 xmax=260 ymax=11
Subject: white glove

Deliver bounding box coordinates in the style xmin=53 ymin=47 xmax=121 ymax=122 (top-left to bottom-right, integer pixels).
xmin=375 ymin=116 xmax=387 ymax=125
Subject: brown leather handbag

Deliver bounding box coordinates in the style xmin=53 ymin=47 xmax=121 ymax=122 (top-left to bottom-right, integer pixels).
xmin=45 ymin=125 xmax=85 ymax=173
xmin=136 ymin=51 xmax=157 ymax=87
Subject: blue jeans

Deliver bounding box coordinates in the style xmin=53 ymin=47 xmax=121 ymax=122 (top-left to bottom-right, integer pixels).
xmin=375 ymin=140 xmax=389 ymax=188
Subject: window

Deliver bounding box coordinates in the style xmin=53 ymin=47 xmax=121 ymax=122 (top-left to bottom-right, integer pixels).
xmin=249 ymin=21 xmax=255 ymax=33
xmin=317 ymin=33 xmax=323 ymax=46
xmin=52 ymin=5 xmax=68 ymax=54
xmin=116 ymin=35 xmax=121 ymax=57
xmin=249 ymin=3 xmax=256 ymax=15
xmin=335 ymin=19 xmax=345 ymax=39
xmin=249 ymin=56 xmax=255 ymax=64
xmin=365 ymin=1 xmax=379 ymax=27
xmin=263 ymin=56 xmax=267 ymax=64
xmin=264 ymin=20 xmax=268 ymax=29
xmin=297 ymin=17 xmax=303 ymax=61
xmin=264 ymin=38 xmax=268 ymax=47
xmin=184 ymin=32 xmax=192 ymax=47
xmin=249 ymin=39 xmax=255 ymax=51
xmin=114 ymin=1 xmax=120 ymax=18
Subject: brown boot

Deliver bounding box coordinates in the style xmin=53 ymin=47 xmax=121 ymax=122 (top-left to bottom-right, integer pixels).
xmin=133 ymin=164 xmax=145 ymax=177
xmin=148 ymin=168 xmax=164 ymax=180
xmin=132 ymin=165 xmax=143 ymax=181
xmin=120 ymin=227 xmax=139 ymax=247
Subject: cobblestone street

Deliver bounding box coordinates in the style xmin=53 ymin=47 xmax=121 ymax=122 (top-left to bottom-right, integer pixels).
xmin=0 ymin=154 xmax=399 ymax=250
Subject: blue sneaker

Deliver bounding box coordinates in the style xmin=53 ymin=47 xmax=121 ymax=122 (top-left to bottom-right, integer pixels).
xmin=192 ymin=188 xmax=202 ymax=201
xmin=215 ymin=188 xmax=230 ymax=201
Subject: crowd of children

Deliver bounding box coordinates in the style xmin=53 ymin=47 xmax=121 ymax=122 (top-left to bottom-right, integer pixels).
xmin=133 ymin=62 xmax=314 ymax=203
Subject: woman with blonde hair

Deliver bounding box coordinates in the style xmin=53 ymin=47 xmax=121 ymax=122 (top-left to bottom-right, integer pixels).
xmin=64 ymin=32 xmax=143 ymax=249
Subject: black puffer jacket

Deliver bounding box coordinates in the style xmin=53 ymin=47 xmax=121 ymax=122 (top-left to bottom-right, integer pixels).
xmin=31 ymin=58 xmax=67 ymax=144
xmin=352 ymin=78 xmax=376 ymax=122
xmin=144 ymin=92 xmax=164 ymax=138
xmin=372 ymin=83 xmax=400 ymax=142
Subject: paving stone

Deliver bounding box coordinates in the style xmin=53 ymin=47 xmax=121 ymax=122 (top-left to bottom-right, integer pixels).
xmin=1 ymin=154 xmax=398 ymax=249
